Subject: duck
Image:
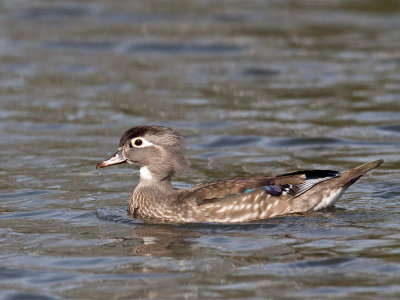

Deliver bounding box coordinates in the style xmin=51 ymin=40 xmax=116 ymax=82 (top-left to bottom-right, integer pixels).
xmin=96 ymin=125 xmax=383 ymax=223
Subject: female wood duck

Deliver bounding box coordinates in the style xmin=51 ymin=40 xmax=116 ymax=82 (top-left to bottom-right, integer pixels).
xmin=96 ymin=125 xmax=383 ymax=223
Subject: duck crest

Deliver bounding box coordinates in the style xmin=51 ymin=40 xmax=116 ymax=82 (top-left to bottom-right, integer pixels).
xmin=96 ymin=125 xmax=384 ymax=223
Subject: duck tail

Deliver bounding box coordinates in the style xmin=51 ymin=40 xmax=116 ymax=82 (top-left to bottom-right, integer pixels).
xmin=338 ymin=159 xmax=384 ymax=189
xmin=289 ymin=159 xmax=383 ymax=213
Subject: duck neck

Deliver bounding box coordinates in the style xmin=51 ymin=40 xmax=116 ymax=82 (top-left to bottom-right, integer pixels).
xmin=128 ymin=167 xmax=176 ymax=216
xmin=137 ymin=166 xmax=174 ymax=190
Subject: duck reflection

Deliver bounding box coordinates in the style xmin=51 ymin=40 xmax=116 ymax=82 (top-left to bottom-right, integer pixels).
xmin=126 ymin=223 xmax=201 ymax=256
xmin=101 ymin=208 xmax=340 ymax=257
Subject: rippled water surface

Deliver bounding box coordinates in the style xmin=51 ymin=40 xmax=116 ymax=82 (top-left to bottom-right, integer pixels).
xmin=1 ymin=0 xmax=400 ymax=299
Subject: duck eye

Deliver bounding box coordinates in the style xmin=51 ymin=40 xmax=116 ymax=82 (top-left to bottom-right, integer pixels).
xmin=128 ymin=137 xmax=150 ymax=148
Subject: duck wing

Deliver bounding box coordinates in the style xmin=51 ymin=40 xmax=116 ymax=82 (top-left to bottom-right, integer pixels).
xmin=182 ymin=170 xmax=339 ymax=206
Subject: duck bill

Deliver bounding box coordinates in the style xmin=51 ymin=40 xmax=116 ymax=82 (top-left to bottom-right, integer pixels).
xmin=96 ymin=148 xmax=126 ymax=169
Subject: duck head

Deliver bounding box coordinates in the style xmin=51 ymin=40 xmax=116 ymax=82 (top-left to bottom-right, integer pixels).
xmin=96 ymin=125 xmax=189 ymax=182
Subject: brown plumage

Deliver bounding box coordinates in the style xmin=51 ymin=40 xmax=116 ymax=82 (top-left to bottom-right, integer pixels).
xmin=96 ymin=125 xmax=383 ymax=223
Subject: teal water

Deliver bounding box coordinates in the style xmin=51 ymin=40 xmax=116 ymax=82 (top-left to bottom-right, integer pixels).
xmin=1 ymin=1 xmax=400 ymax=299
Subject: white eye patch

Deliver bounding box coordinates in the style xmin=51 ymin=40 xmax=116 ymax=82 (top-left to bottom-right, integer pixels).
xmin=129 ymin=137 xmax=154 ymax=148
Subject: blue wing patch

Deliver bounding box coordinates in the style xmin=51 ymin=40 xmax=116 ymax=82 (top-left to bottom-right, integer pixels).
xmin=244 ymin=185 xmax=282 ymax=196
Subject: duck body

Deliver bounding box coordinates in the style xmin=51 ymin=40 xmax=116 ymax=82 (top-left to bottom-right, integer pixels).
xmin=96 ymin=125 xmax=383 ymax=224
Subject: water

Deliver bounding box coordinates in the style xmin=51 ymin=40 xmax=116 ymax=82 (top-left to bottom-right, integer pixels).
xmin=1 ymin=0 xmax=400 ymax=299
